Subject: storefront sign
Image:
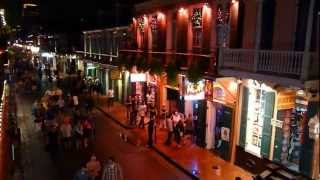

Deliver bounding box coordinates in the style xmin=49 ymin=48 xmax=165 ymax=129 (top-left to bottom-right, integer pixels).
xmin=110 ymin=69 xmax=121 ymax=80
xmin=130 ymin=73 xmax=146 ymax=82
xmin=271 ymin=119 xmax=283 ymax=128
xmin=213 ymin=87 xmax=225 ymax=100
xmin=205 ymin=80 xmax=213 ymax=101
xmin=184 ymin=80 xmax=205 ymax=100
xmin=277 ymin=92 xmax=295 ymax=110
xmin=221 ymin=127 xmax=230 ymax=142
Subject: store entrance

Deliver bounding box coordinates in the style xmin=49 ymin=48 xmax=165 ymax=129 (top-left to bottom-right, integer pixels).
xmin=214 ymin=104 xmax=233 ymax=161
xmin=193 ymin=100 xmax=206 ymax=147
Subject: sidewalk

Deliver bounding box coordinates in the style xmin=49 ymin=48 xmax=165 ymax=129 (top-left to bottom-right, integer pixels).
xmin=95 ymin=96 xmax=253 ymax=180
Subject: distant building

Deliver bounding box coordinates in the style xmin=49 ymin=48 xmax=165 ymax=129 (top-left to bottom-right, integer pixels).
xmin=22 ymin=0 xmax=40 ymax=35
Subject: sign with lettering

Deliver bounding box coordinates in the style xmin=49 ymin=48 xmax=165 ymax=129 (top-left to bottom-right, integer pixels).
xmin=271 ymin=119 xmax=283 ymax=128
xmin=184 ymin=80 xmax=205 ymax=100
xmin=110 ymin=69 xmax=121 ymax=80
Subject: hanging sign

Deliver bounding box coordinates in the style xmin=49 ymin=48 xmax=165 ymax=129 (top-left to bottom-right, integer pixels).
xmin=110 ymin=69 xmax=121 ymax=80
xmin=205 ymin=80 xmax=213 ymax=101
xmin=131 ymin=73 xmax=146 ymax=82
xmin=184 ymin=80 xmax=205 ymax=100
xmin=271 ymin=119 xmax=283 ymax=128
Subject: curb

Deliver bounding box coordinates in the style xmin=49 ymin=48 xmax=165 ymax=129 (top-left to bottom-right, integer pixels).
xmin=96 ymin=106 xmax=199 ymax=180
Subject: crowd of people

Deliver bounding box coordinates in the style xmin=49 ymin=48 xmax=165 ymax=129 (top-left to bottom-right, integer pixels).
xmin=31 ymin=86 xmax=96 ymax=158
xmin=123 ymin=91 xmax=197 ymax=148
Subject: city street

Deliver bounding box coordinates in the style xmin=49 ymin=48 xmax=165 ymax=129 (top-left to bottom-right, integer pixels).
xmin=16 ymin=84 xmax=191 ymax=180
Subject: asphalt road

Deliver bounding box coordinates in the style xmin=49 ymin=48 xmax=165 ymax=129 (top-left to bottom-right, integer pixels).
xmin=16 ymin=89 xmax=191 ymax=180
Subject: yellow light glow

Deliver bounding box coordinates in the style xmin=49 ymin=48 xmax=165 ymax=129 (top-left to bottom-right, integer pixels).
xmin=179 ymin=7 xmax=187 ymax=16
xmin=157 ymin=12 xmax=165 ymax=20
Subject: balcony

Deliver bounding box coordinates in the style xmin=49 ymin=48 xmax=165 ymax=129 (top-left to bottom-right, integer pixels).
xmin=119 ymin=50 xmax=216 ymax=74
xmin=218 ymin=48 xmax=319 ymax=87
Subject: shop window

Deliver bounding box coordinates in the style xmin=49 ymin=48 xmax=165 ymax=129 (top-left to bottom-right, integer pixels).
xmin=192 ymin=28 xmax=202 ymax=49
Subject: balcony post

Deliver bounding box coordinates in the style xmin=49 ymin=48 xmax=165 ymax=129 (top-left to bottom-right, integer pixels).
xmin=253 ymin=0 xmax=264 ymax=72
xmin=253 ymin=50 xmax=259 ymax=72
xmin=218 ymin=47 xmax=224 ymax=69
xmin=301 ymin=0 xmax=315 ymax=81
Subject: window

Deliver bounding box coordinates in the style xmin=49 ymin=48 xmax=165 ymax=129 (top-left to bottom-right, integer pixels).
xmin=192 ymin=28 xmax=202 ymax=48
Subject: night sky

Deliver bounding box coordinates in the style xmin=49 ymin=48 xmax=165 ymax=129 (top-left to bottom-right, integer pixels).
xmin=1 ymin=0 xmax=147 ymax=50
xmin=2 ymin=0 xmax=146 ymax=32
xmin=40 ymin=0 xmax=146 ymax=32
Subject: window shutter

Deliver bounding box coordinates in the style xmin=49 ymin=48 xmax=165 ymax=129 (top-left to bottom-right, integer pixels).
xmin=239 ymin=87 xmax=249 ymax=148
xmin=260 ymin=92 xmax=275 ymax=158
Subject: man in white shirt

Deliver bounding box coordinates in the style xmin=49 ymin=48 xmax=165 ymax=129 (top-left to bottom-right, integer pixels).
xmin=73 ymin=95 xmax=79 ymax=107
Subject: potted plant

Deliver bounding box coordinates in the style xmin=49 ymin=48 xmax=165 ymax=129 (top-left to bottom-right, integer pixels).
xmin=166 ymin=62 xmax=178 ymax=86
xmin=187 ymin=62 xmax=202 ymax=84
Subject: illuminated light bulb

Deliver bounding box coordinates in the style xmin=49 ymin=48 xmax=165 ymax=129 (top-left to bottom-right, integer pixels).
xmin=179 ymin=7 xmax=187 ymax=15
xmin=297 ymin=90 xmax=305 ymax=96
xmin=157 ymin=12 xmax=165 ymax=20
xmin=228 ymin=81 xmax=238 ymax=92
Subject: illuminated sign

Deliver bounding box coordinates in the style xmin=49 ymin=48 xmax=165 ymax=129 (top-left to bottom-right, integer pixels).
xmin=184 ymin=80 xmax=205 ymax=100
xmin=110 ymin=69 xmax=121 ymax=80
xmin=130 ymin=73 xmax=146 ymax=82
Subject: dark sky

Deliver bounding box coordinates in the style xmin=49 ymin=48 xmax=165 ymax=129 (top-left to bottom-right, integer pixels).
xmin=40 ymin=0 xmax=147 ymax=32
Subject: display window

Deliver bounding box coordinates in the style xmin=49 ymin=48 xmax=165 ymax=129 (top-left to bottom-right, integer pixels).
xmin=239 ymin=80 xmax=275 ymax=158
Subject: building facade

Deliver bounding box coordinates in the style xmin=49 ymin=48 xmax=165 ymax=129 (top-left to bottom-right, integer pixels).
xmin=79 ymin=0 xmax=319 ymax=178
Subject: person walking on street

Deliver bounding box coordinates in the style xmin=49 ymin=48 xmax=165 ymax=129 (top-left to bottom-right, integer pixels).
xmin=147 ymin=113 xmax=156 ymax=147
xmin=101 ymin=156 xmax=123 ymax=180
xmin=86 ymin=155 xmax=101 ymax=180
xmin=74 ymin=121 xmax=84 ymax=150
xmin=83 ymin=118 xmax=93 ymax=148
xmin=60 ymin=119 xmax=72 ymax=151
xmin=165 ymin=114 xmax=174 ymax=146
xmin=107 ymin=89 xmax=114 ymax=110
xmin=74 ymin=167 xmax=90 ymax=180
xmin=125 ymin=96 xmax=132 ymax=122
xmin=160 ymin=105 xmax=167 ymax=129
xmin=130 ymin=96 xmax=137 ymax=126
xmin=138 ymin=101 xmax=147 ymax=129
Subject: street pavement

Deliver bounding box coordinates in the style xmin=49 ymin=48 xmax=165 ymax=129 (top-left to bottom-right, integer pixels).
xmin=16 ymin=83 xmax=191 ymax=180
xmin=95 ymin=96 xmax=253 ymax=180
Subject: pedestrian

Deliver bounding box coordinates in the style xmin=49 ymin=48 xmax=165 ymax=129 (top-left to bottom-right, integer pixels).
xmin=101 ymin=156 xmax=123 ymax=180
xmin=147 ymin=113 xmax=156 ymax=147
xmin=174 ymin=118 xmax=184 ymax=148
xmin=83 ymin=118 xmax=93 ymax=148
xmin=125 ymin=96 xmax=132 ymax=122
xmin=74 ymin=167 xmax=90 ymax=180
xmin=57 ymin=96 xmax=65 ymax=112
xmin=60 ymin=119 xmax=72 ymax=151
xmin=184 ymin=113 xmax=193 ymax=142
xmin=165 ymin=115 xmax=174 ymax=146
xmin=73 ymin=95 xmax=79 ymax=108
xmin=74 ymin=121 xmax=84 ymax=150
xmin=86 ymin=155 xmax=101 ymax=180
xmin=160 ymin=105 xmax=167 ymax=129
xmin=130 ymin=96 xmax=137 ymax=126
xmin=138 ymin=101 xmax=147 ymax=129
xmin=107 ymin=89 xmax=114 ymax=110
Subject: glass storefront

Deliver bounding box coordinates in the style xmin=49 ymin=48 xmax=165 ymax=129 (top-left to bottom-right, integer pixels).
xmin=237 ymin=79 xmax=317 ymax=178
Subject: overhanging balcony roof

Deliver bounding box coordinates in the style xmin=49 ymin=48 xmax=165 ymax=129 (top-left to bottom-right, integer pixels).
xmin=135 ymin=0 xmax=209 ymax=14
